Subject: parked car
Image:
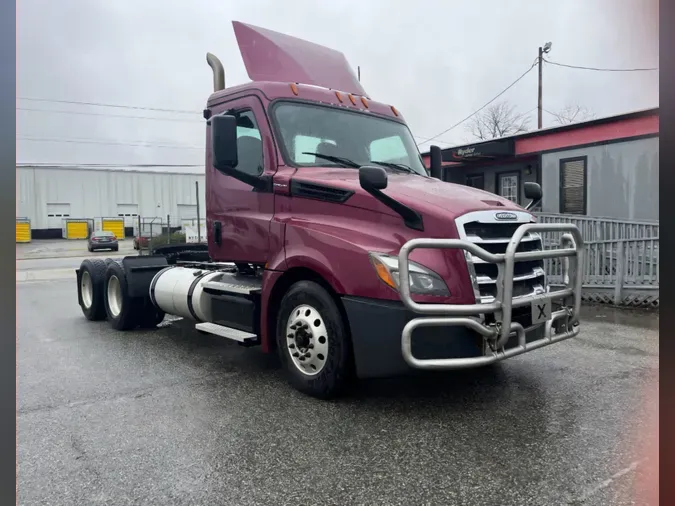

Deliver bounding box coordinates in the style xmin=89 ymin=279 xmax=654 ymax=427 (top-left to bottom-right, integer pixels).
xmin=133 ymin=235 xmax=150 ymax=250
xmin=88 ymin=230 xmax=118 ymax=252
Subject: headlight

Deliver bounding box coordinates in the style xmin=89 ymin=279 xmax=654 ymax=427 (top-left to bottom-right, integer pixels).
xmin=369 ymin=252 xmax=450 ymax=296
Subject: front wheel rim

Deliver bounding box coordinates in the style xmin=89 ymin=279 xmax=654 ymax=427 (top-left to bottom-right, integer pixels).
xmin=107 ymin=275 xmax=123 ymax=317
xmin=285 ymin=304 xmax=329 ymax=376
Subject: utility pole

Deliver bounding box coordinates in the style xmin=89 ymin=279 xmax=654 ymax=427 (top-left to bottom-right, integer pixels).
xmin=537 ymin=47 xmax=543 ymax=129
xmin=538 ymin=42 xmax=552 ymax=130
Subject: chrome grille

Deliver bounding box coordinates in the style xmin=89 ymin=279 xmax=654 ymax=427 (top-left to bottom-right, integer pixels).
xmin=455 ymin=212 xmax=547 ymax=304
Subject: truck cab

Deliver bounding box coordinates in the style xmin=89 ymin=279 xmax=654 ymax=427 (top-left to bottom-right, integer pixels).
xmin=75 ymin=21 xmax=584 ymax=399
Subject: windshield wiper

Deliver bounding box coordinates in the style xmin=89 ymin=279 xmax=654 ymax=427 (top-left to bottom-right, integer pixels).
xmin=370 ymin=160 xmax=417 ymax=174
xmin=301 ymin=152 xmax=361 ymax=168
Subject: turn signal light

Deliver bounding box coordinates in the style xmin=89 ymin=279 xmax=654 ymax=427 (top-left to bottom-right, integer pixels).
xmin=370 ymin=255 xmax=397 ymax=290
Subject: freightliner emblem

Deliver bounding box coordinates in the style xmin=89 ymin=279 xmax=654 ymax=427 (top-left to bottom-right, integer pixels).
xmin=495 ymin=212 xmax=518 ymax=220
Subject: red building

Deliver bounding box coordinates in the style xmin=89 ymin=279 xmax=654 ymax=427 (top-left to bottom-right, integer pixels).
xmin=421 ymin=107 xmax=659 ymax=221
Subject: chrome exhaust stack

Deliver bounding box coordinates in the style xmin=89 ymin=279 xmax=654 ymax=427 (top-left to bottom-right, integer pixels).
xmin=206 ymin=52 xmax=225 ymax=92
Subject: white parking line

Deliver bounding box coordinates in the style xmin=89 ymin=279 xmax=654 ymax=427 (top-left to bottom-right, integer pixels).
xmin=16 ymin=268 xmax=76 ymax=283
xmin=571 ymin=459 xmax=644 ymax=503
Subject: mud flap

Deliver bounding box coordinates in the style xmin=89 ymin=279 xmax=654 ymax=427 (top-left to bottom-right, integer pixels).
xmin=121 ymin=255 xmax=169 ymax=298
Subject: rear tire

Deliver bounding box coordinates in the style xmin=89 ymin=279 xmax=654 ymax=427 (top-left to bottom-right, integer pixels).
xmin=78 ymin=259 xmax=108 ymax=321
xmin=104 ymin=261 xmax=140 ymax=330
xmin=276 ymin=280 xmax=352 ymax=399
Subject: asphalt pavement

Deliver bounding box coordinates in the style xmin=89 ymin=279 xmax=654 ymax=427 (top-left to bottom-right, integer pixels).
xmin=17 ymin=259 xmax=659 ymax=506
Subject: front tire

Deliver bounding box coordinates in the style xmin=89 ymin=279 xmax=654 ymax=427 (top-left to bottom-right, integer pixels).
xmin=276 ymin=280 xmax=352 ymax=399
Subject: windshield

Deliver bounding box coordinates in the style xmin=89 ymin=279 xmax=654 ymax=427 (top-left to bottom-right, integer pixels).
xmin=272 ymin=102 xmax=428 ymax=176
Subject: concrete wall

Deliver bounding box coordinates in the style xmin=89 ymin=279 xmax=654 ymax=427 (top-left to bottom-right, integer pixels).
xmin=540 ymin=136 xmax=659 ymax=221
xmin=17 ymin=166 xmax=206 ymax=230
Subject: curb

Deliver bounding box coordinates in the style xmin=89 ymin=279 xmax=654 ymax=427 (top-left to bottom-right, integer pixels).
xmin=17 ymin=250 xmax=135 ymax=261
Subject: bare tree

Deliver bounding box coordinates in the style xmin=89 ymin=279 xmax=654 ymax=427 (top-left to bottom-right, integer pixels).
xmin=550 ymin=104 xmax=596 ymax=125
xmin=465 ymin=101 xmax=531 ymax=141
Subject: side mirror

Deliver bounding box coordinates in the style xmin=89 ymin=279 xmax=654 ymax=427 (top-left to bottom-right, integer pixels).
xmin=211 ymin=114 xmax=238 ymax=172
xmin=359 ymin=165 xmax=388 ymax=191
xmin=524 ymin=182 xmax=543 ymax=210
xmin=429 ymin=145 xmax=443 ymax=180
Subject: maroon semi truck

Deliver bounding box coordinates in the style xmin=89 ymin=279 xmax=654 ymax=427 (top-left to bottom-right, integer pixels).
xmin=75 ymin=21 xmax=584 ymax=398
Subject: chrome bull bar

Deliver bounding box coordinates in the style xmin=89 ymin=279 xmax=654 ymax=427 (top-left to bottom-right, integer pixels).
xmin=398 ymin=223 xmax=584 ymax=370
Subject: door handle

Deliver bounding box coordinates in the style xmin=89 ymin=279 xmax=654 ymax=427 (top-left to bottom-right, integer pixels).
xmin=214 ymin=221 xmax=222 ymax=245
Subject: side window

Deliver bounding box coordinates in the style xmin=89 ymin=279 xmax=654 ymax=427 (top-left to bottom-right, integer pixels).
xmin=235 ymin=110 xmax=263 ymax=176
xmin=370 ymin=136 xmax=408 ymax=163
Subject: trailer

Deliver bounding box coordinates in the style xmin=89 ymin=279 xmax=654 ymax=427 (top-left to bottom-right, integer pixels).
xmin=74 ymin=21 xmax=583 ymax=399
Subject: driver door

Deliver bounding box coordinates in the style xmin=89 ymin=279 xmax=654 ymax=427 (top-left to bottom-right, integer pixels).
xmin=207 ymin=95 xmax=278 ymax=264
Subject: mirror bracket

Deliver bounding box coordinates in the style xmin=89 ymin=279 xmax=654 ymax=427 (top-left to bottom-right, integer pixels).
xmin=359 ymin=166 xmax=424 ymax=231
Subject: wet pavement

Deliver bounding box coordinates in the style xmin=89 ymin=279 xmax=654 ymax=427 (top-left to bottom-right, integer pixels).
xmin=18 ymin=273 xmax=658 ymax=505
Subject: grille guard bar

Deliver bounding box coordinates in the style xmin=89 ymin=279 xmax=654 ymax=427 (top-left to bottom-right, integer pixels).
xmin=397 ymin=223 xmax=584 ymax=369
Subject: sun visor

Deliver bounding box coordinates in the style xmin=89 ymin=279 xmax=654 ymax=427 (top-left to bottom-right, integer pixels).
xmin=233 ymin=21 xmax=367 ymax=96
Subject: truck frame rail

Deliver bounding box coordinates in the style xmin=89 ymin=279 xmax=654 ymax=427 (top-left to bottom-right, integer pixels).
xmin=398 ymin=223 xmax=584 ymax=369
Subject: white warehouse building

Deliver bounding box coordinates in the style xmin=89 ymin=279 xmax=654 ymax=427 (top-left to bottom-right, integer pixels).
xmin=16 ymin=164 xmax=206 ymax=239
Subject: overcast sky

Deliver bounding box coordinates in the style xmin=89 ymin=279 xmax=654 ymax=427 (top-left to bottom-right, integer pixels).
xmin=17 ymin=0 xmax=659 ymax=166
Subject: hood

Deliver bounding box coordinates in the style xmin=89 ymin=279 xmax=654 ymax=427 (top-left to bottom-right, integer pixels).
xmin=292 ymin=168 xmax=528 ymax=221
xmin=232 ymin=21 xmax=366 ymax=96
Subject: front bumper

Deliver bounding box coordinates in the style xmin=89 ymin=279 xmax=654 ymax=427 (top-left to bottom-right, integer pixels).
xmin=91 ymin=242 xmax=118 ymax=250
xmin=344 ymin=222 xmax=583 ymax=378
xmin=343 ymin=297 xmax=549 ymax=378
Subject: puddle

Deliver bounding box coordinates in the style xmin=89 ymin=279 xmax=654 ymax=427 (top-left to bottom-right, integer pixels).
xmin=581 ymin=304 xmax=659 ymax=331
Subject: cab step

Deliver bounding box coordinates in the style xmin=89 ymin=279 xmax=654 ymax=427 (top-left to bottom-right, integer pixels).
xmin=201 ymin=271 xmax=262 ymax=296
xmin=195 ymin=322 xmax=258 ymax=344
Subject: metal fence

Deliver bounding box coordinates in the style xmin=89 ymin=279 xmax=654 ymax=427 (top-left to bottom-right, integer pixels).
xmin=535 ymin=214 xmax=659 ymax=308
xmin=534 ymin=213 xmax=659 ymax=241
xmin=134 ymin=215 xmax=187 ymax=255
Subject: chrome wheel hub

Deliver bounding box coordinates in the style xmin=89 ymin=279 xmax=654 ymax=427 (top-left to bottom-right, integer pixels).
xmin=107 ymin=275 xmax=123 ymax=317
xmin=286 ymin=304 xmax=329 ymax=376
xmin=81 ymin=271 xmax=93 ymax=309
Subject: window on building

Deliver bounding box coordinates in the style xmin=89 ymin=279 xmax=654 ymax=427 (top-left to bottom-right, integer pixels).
xmin=559 ymin=157 xmax=587 ymax=214
xmin=498 ymin=172 xmax=520 ymax=204
xmin=466 ymin=174 xmax=485 ymax=190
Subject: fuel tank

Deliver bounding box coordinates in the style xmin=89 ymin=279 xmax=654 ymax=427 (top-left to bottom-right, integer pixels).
xmin=150 ymin=266 xmax=222 ymax=322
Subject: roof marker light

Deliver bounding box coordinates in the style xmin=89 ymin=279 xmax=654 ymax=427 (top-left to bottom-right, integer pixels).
xmin=290 ymin=83 xmax=299 ymax=95
xmin=360 ymin=97 xmax=369 ymax=108
xmin=348 ymin=94 xmax=357 ymax=105
xmin=391 ymin=106 xmax=399 ymax=116
xmin=335 ymin=91 xmax=344 ymax=103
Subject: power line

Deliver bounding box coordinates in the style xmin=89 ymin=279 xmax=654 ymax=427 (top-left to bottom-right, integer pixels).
xmin=17 ymin=163 xmax=203 ymax=167
xmin=417 ymin=62 xmax=537 ymax=146
xmin=17 ymin=107 xmax=204 ymax=123
xmin=17 ymin=97 xmax=201 ymax=115
xmin=17 ymin=135 xmax=203 ymax=150
xmin=543 ymin=58 xmax=658 ymax=72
